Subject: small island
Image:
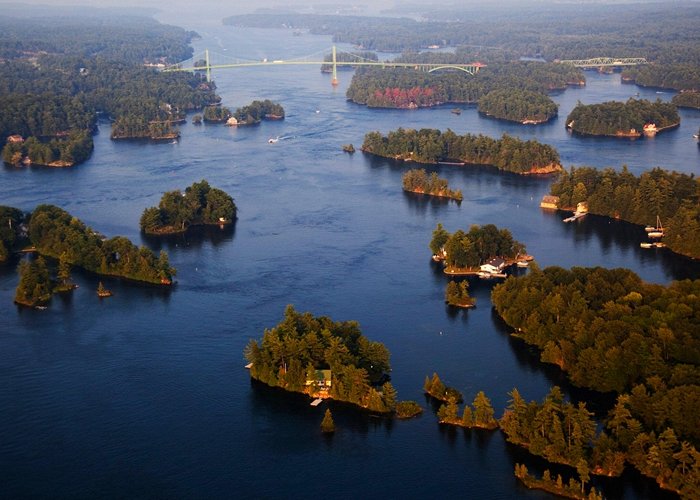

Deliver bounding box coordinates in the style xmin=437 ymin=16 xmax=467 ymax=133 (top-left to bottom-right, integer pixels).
xmin=14 ymin=253 xmax=77 ymax=308
xmin=478 ymin=89 xmax=558 ymax=124
xmin=444 ymin=280 xmax=475 ymax=308
xmin=565 ymin=98 xmax=680 ymax=138
xmin=342 ymin=143 xmax=355 ymax=153
xmin=227 ymin=100 xmax=285 ymax=126
xmin=402 ymin=168 xmax=462 ymax=201
xmin=423 ymin=372 xmax=463 ymax=404
xmin=96 ymin=281 xmax=112 ymax=298
xmin=362 ymin=128 xmax=561 ymax=175
xmin=203 ymin=105 xmax=232 ymax=123
xmin=140 ymin=180 xmax=236 ymax=234
xmin=514 ymin=464 xmax=603 ymax=500
xmin=429 ymin=222 xmax=527 ymax=276
xmin=436 ymin=390 xmax=498 ymax=430
xmin=245 ymin=305 xmax=400 ymax=413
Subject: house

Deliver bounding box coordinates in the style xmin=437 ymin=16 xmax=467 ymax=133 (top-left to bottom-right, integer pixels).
xmin=306 ymin=369 xmax=332 ymax=396
xmin=576 ymin=201 xmax=589 ymax=214
xmin=480 ymin=257 xmax=506 ymax=274
xmin=7 ymin=135 xmax=24 ymax=144
xmin=643 ymin=123 xmax=657 ymax=136
xmin=540 ymin=195 xmax=560 ymax=209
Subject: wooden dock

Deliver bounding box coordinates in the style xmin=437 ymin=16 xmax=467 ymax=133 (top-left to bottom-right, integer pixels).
xmin=310 ymin=398 xmax=323 ymax=406
xmin=563 ymin=212 xmax=586 ymax=223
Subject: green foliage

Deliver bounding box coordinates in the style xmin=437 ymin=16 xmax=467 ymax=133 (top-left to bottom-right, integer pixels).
xmin=429 ymin=223 xmax=450 ymax=256
xmin=244 ymin=305 xmax=393 ymax=412
xmin=232 ymin=100 xmax=285 ymax=125
xmin=435 ymin=390 xmax=498 ymax=430
xmin=362 ymin=127 xmax=560 ymax=174
xmin=500 ymin=386 xmax=596 ymax=468
xmin=436 ymin=223 xmax=526 ymax=269
xmin=445 ymin=280 xmax=475 ymax=308
xmin=624 ymin=65 xmax=700 ymax=92
xmin=672 ymin=91 xmax=700 ymax=110
xmin=424 ymin=372 xmax=463 ymax=404
xmin=14 ymin=257 xmax=52 ymax=306
xmin=140 ymin=179 xmax=237 ymax=234
xmin=402 ymin=169 xmax=462 ymax=201
xmin=550 ymin=166 xmax=700 ymax=258
xmin=346 ymin=61 xmax=582 ymax=110
xmin=0 ymin=205 xmax=24 ymax=261
xmin=203 ymin=106 xmax=232 ymax=122
xmin=566 ymin=99 xmax=679 ymax=137
xmin=28 ymin=204 xmax=175 ymax=284
xmin=395 ymin=400 xmax=423 ymax=418
xmin=320 ymin=408 xmax=335 ymax=433
xmin=2 ymin=131 xmax=93 ymax=167
xmin=478 ymin=88 xmax=558 ymax=124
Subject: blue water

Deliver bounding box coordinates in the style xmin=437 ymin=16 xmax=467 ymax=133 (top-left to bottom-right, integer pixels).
xmin=1 ymin=22 xmax=697 ymax=499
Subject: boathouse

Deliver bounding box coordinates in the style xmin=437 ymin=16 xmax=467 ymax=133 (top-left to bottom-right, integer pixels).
xmin=540 ymin=195 xmax=560 ymax=209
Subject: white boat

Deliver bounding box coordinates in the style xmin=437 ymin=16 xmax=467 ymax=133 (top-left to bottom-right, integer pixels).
xmin=640 ymin=242 xmax=653 ymax=248
xmin=516 ymin=261 xmax=529 ymax=267
xmin=644 ymin=225 xmax=655 ymax=232
xmin=648 ymin=215 xmax=664 ymax=238
xmin=268 ymin=137 xmax=279 ymax=144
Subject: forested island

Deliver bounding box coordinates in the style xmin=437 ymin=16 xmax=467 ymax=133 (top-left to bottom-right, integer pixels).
xmin=346 ymin=62 xmax=580 ymax=114
xmin=478 ymin=89 xmax=558 ymax=124
xmin=402 ymin=169 xmax=462 ymax=201
xmin=491 ymin=266 xmax=700 ymax=496
xmin=231 ymin=100 xmax=285 ymax=125
xmin=363 ymin=128 xmax=561 ymax=175
xmin=622 ymin=64 xmax=700 ymax=92
xmin=565 ymin=99 xmax=680 ymax=138
xmin=435 ymin=390 xmax=498 ymax=430
xmin=424 ymin=372 xmax=463 ymax=404
xmin=0 ymin=205 xmax=25 ymax=262
xmin=0 ymin=13 xmax=221 ymax=166
xmin=672 ymin=91 xmax=700 ymax=110
xmin=245 ymin=306 xmax=402 ymax=413
xmin=550 ymin=166 xmax=700 ymax=258
xmin=14 ymin=254 xmax=76 ymax=307
xmin=444 ymin=280 xmax=475 ymax=308
xmin=140 ymin=180 xmax=236 ymax=234
xmin=430 ymin=222 xmax=526 ymax=273
xmin=29 ymin=204 xmax=175 ymax=285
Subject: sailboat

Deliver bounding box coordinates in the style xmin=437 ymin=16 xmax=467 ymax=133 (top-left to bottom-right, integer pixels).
xmin=648 ymin=216 xmax=664 ymax=238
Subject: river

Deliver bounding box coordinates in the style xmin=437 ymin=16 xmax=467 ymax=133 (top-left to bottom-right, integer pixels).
xmin=0 ymin=19 xmax=698 ymax=499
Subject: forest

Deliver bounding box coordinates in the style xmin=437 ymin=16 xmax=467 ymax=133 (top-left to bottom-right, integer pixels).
xmin=622 ymin=65 xmax=700 ymax=92
xmin=565 ymin=99 xmax=680 ymax=137
xmin=346 ymin=61 xmax=582 ymax=111
xmin=429 ymin=223 xmax=526 ymax=270
xmin=225 ymin=5 xmax=700 ymax=64
xmin=550 ymin=166 xmax=700 ymax=259
xmin=14 ymin=253 xmax=75 ymax=307
xmin=244 ymin=305 xmax=399 ymax=413
xmin=0 ymin=205 xmax=25 ymax=262
xmin=363 ymin=128 xmax=561 ymax=175
xmin=140 ymin=180 xmax=237 ymax=234
xmin=232 ymin=100 xmax=285 ymax=125
xmin=672 ymin=91 xmax=700 ymax=110
xmin=478 ymin=89 xmax=558 ymax=124
xmin=402 ymin=169 xmax=462 ymax=201
xmin=28 ymin=204 xmax=175 ymax=285
xmin=0 ymin=15 xmax=221 ymax=164
xmin=491 ymin=266 xmax=700 ymax=496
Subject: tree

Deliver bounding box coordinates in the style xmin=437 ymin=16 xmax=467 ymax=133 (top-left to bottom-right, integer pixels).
xmin=382 ymin=381 xmax=398 ymax=412
xmin=576 ymin=458 xmax=590 ymax=493
xmin=321 ymin=408 xmax=335 ymax=433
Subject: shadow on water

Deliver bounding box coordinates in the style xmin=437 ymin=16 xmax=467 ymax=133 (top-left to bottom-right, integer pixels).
xmin=248 ymin=378 xmax=395 ymax=437
xmin=141 ymin=222 xmax=236 ymax=252
xmin=490 ymin=308 xmax=618 ymax=417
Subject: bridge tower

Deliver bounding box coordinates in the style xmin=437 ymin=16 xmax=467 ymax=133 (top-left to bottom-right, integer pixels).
xmin=331 ymin=45 xmax=339 ymax=86
xmin=205 ymin=49 xmax=211 ymax=83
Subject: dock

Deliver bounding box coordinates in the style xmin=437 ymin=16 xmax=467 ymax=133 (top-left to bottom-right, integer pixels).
xmin=244 ymin=362 xmax=253 ymax=369
xmin=563 ymin=212 xmax=586 ymax=223
xmin=310 ymin=398 xmax=323 ymax=406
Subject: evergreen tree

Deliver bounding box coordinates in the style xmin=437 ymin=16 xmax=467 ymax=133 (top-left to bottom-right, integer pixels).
xmin=321 ymin=408 xmax=335 ymax=433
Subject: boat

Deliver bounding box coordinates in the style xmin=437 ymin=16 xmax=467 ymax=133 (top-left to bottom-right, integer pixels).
xmin=268 ymin=137 xmax=279 ymax=144
xmin=451 ymin=108 xmax=461 ymax=115
xmin=654 ymin=242 xmax=666 ymax=248
xmin=644 ymin=225 xmax=655 ymax=232
xmin=647 ymin=215 xmax=664 ymax=238
xmin=477 ymin=271 xmax=493 ymax=278
xmin=640 ymin=242 xmax=653 ymax=249
xmin=694 ymin=133 xmax=700 ymax=139
xmin=516 ymin=261 xmax=529 ymax=267
xmin=97 ymin=281 xmax=112 ymax=298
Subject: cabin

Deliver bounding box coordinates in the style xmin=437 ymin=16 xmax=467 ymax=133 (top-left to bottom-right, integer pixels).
xmin=576 ymin=201 xmax=589 ymax=214
xmin=226 ymin=117 xmax=238 ymax=127
xmin=643 ymin=123 xmax=657 ymax=135
xmin=7 ymin=135 xmax=24 ymax=144
xmin=540 ymin=195 xmax=560 ymax=209
xmin=306 ymin=369 xmax=332 ymax=396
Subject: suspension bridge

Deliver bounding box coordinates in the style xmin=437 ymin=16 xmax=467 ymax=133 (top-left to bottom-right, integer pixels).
xmin=554 ymin=57 xmax=648 ymax=68
xmin=161 ymin=46 xmax=486 ymax=85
